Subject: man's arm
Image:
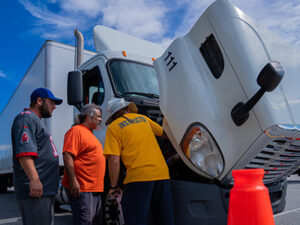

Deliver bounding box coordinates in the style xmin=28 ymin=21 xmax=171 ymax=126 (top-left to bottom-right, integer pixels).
xmin=18 ymin=156 xmax=43 ymax=198
xmin=107 ymin=155 xmax=121 ymax=195
xmin=63 ymin=151 xmax=80 ymax=198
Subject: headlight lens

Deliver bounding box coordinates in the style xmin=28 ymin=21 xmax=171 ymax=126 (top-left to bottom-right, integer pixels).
xmin=181 ymin=125 xmax=224 ymax=178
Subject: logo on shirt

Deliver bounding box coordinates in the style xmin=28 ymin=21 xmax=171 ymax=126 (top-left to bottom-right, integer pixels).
xmin=20 ymin=111 xmax=31 ymax=115
xmin=118 ymin=116 xmax=146 ymax=129
xmin=20 ymin=131 xmax=29 ymax=144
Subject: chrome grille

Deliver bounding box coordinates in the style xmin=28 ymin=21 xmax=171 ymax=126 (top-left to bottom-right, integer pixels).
xmin=245 ymin=139 xmax=300 ymax=183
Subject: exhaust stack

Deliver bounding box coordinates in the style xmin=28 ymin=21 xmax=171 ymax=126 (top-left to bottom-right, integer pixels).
xmin=74 ymin=28 xmax=84 ymax=68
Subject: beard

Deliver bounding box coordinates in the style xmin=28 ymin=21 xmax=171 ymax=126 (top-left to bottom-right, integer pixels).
xmin=96 ymin=121 xmax=102 ymax=129
xmin=39 ymin=102 xmax=52 ymax=118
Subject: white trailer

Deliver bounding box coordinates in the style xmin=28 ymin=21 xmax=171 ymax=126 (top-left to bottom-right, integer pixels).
xmin=0 ymin=41 xmax=95 ymax=191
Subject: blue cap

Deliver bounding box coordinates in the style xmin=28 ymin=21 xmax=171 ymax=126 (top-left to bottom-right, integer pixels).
xmin=31 ymin=88 xmax=63 ymax=105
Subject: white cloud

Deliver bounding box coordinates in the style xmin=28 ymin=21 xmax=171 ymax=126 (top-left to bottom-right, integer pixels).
xmin=101 ymin=0 xmax=167 ymax=41
xmin=59 ymin=0 xmax=102 ymax=17
xmin=18 ymin=0 xmax=300 ymax=50
xmin=0 ymin=145 xmax=11 ymax=151
xmin=0 ymin=70 xmax=7 ymax=79
xmin=19 ymin=0 xmax=169 ymax=46
xmin=159 ymin=37 xmax=173 ymax=50
xmin=171 ymin=0 xmax=300 ymax=49
xmin=232 ymin=0 xmax=300 ymax=48
xmin=20 ymin=0 xmax=78 ymax=28
xmin=172 ymin=0 xmax=213 ymax=37
xmin=19 ymin=0 xmax=84 ymax=40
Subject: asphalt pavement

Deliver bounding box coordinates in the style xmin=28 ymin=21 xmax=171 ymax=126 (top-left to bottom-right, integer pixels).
xmin=0 ymin=176 xmax=300 ymax=225
xmin=0 ymin=188 xmax=72 ymax=225
xmin=274 ymin=175 xmax=300 ymax=225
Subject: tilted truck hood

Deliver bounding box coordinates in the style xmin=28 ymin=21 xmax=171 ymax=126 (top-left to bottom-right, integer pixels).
xmin=154 ymin=0 xmax=300 ymax=183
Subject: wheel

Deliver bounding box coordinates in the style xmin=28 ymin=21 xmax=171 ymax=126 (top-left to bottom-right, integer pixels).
xmin=268 ymin=178 xmax=287 ymax=214
xmin=272 ymin=195 xmax=286 ymax=214
xmin=271 ymin=185 xmax=287 ymax=214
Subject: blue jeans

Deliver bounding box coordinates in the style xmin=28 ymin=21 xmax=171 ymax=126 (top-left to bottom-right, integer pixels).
xmin=17 ymin=196 xmax=55 ymax=225
xmin=68 ymin=191 xmax=103 ymax=225
xmin=121 ymin=179 xmax=175 ymax=225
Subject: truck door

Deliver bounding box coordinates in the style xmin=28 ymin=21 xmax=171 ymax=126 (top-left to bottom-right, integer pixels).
xmin=81 ymin=64 xmax=109 ymax=144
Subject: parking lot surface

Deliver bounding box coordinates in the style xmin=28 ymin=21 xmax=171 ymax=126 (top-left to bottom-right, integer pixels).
xmin=0 ymin=176 xmax=299 ymax=225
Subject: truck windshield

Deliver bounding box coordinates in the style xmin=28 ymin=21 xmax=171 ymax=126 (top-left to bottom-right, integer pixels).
xmin=108 ymin=60 xmax=159 ymax=99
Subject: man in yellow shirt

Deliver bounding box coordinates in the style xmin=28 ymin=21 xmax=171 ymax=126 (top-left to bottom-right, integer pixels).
xmin=104 ymin=98 xmax=174 ymax=225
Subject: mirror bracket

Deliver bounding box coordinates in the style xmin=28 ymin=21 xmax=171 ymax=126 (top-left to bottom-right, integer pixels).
xmin=231 ymin=62 xmax=284 ymax=126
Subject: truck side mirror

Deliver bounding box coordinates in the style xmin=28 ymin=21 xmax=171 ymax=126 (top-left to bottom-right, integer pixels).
xmin=67 ymin=71 xmax=83 ymax=106
xmin=231 ymin=61 xmax=284 ymax=126
xmin=257 ymin=61 xmax=284 ymax=92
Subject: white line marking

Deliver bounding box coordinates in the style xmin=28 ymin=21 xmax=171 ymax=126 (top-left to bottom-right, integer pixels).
xmin=0 ymin=217 xmax=21 ymax=224
xmin=0 ymin=213 xmax=71 ymax=224
xmin=274 ymin=207 xmax=300 ymax=217
xmin=54 ymin=212 xmax=72 ymax=217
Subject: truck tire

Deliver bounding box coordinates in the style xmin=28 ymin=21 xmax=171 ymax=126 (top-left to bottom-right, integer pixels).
xmin=268 ymin=178 xmax=287 ymax=214
xmin=271 ymin=185 xmax=287 ymax=214
xmin=272 ymin=194 xmax=286 ymax=214
xmin=0 ymin=176 xmax=8 ymax=193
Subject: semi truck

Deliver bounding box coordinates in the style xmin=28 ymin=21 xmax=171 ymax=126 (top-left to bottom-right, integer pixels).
xmin=1 ymin=0 xmax=300 ymax=224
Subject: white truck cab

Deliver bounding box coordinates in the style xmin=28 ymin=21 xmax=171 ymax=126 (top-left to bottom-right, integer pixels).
xmin=69 ymin=25 xmax=164 ymax=145
xmin=154 ymin=0 xmax=300 ymax=223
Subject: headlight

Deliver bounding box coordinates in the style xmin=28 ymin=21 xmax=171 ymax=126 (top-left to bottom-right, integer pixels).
xmin=181 ymin=124 xmax=224 ymax=178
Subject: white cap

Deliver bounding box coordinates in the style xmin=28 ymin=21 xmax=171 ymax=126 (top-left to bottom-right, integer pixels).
xmin=105 ymin=98 xmax=138 ymax=125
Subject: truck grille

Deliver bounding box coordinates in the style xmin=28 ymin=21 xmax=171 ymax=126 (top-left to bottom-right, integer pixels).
xmin=228 ymin=125 xmax=300 ymax=184
xmin=136 ymin=104 xmax=163 ymax=125
xmin=124 ymin=96 xmax=163 ymax=125
xmin=245 ymin=139 xmax=300 ymax=183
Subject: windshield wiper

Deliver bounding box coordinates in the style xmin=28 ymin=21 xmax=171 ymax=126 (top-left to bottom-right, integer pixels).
xmin=123 ymin=92 xmax=159 ymax=99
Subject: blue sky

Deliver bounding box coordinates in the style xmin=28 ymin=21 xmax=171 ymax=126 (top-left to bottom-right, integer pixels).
xmin=1 ymin=0 xmax=300 ymax=113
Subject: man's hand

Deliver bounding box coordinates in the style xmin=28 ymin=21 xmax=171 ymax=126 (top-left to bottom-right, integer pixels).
xmin=108 ymin=187 xmax=122 ymax=197
xmin=29 ymin=178 xmax=43 ymax=198
xmin=69 ymin=177 xmax=81 ymax=198
xmin=18 ymin=156 xmax=43 ymax=198
xmin=63 ymin=151 xmax=81 ymax=198
xmin=107 ymin=155 xmax=121 ymax=197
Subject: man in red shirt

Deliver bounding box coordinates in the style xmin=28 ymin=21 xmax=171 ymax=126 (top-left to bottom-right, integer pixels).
xmin=62 ymin=104 xmax=105 ymax=225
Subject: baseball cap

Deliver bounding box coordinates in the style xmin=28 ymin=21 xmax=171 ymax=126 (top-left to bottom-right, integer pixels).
xmin=105 ymin=98 xmax=138 ymax=125
xmin=30 ymin=88 xmax=63 ymax=105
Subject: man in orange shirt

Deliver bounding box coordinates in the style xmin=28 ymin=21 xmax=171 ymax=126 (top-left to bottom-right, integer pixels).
xmin=62 ymin=104 xmax=105 ymax=225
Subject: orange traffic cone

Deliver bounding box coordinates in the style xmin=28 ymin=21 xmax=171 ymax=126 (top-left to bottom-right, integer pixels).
xmin=227 ymin=168 xmax=275 ymax=225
